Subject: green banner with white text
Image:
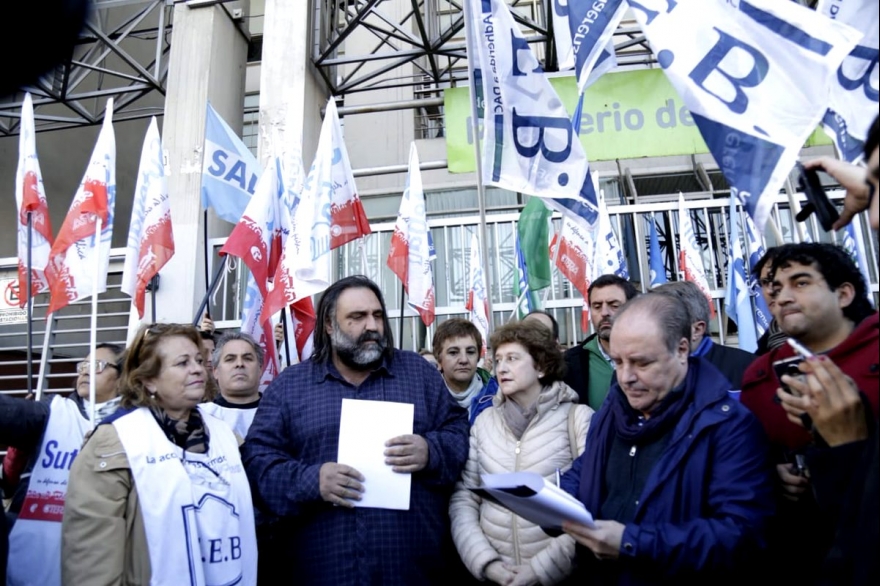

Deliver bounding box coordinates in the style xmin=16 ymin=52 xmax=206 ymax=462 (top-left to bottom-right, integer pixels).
xmin=445 ymin=68 xmax=831 ymax=174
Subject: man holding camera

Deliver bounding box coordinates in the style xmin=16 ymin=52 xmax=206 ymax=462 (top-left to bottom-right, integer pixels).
xmin=740 ymin=241 xmax=878 ymax=581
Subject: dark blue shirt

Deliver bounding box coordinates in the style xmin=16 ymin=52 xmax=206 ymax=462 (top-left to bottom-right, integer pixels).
xmin=242 ymin=349 xmax=469 ymax=586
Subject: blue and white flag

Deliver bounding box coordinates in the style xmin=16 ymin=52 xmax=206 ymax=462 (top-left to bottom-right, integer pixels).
xmin=741 ymin=212 xmax=773 ymax=336
xmin=595 ymin=192 xmax=628 ymax=279
xmin=562 ymin=0 xmax=626 ymax=92
xmin=841 ymin=222 xmax=874 ymax=306
xmin=631 ymin=0 xmax=860 ymax=232
xmin=817 ymin=0 xmax=879 ymax=162
xmin=465 ymin=0 xmax=590 ymax=201
xmin=725 ymin=198 xmax=759 ymax=352
xmin=648 ymin=213 xmax=667 ymax=288
xmin=201 ymin=102 xmax=260 ymax=224
xmin=513 ymin=234 xmax=536 ymax=319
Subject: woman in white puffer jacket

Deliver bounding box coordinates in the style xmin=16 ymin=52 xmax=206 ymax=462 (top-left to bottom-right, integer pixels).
xmin=450 ymin=321 xmax=594 ymax=586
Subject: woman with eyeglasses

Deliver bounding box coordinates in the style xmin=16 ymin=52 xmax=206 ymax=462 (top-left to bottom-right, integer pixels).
xmin=1 ymin=342 xmax=123 ymax=586
xmin=61 ymin=324 xmax=257 ymax=586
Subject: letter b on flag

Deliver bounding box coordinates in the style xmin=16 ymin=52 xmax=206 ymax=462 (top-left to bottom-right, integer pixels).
xmin=512 ymin=109 xmax=574 ymax=168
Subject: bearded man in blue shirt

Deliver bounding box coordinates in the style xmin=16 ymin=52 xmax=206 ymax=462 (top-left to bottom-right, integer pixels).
xmin=243 ymin=275 xmax=469 ymax=585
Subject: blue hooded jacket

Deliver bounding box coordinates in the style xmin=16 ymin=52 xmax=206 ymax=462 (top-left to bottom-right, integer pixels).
xmin=563 ymin=358 xmax=774 ymax=583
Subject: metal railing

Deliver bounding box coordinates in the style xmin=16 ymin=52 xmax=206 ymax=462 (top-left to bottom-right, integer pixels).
xmin=200 ymin=189 xmax=879 ymax=352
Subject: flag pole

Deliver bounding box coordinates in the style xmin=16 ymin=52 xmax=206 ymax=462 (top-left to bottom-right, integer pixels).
xmin=88 ymin=216 xmax=102 ymax=429
xmin=203 ymin=209 xmax=211 ymax=317
xmin=25 ymin=213 xmax=34 ymax=397
xmin=359 ymin=238 xmax=368 ymax=276
xmin=509 ymin=288 xmax=528 ymax=323
xmin=192 ymin=255 xmax=228 ymax=326
xmin=150 ymin=279 xmax=157 ymax=323
xmin=463 ymin=0 xmax=495 ymax=333
xmin=398 ymin=280 xmax=406 ymax=349
xmin=279 ymin=307 xmax=292 ymax=367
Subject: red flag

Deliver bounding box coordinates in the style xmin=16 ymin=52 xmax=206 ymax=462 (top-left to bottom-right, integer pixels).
xmin=324 ymin=100 xmax=371 ymax=249
xmin=121 ymin=117 xmax=174 ymax=318
xmin=46 ymin=100 xmax=116 ymax=315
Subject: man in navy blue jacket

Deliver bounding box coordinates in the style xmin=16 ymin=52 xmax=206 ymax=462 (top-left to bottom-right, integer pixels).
xmin=561 ymin=293 xmax=774 ymax=584
xmin=242 ymin=276 xmax=469 ymax=585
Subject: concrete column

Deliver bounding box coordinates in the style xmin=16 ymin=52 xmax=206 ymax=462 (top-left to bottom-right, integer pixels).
xmin=150 ymin=1 xmax=249 ymax=325
xmin=259 ymin=0 xmax=325 ymax=169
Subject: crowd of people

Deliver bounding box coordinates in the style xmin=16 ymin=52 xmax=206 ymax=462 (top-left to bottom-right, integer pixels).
xmin=0 ymin=119 xmax=877 ymax=585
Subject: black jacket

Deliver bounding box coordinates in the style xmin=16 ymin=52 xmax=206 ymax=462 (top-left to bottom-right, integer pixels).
xmin=703 ymin=342 xmax=755 ymax=390
xmin=563 ymin=334 xmax=597 ymax=406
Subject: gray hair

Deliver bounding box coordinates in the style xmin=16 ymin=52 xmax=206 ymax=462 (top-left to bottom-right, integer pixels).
xmin=613 ymin=293 xmax=692 ymax=355
xmin=652 ymin=280 xmax=710 ymax=328
xmin=212 ymin=331 xmax=264 ymax=368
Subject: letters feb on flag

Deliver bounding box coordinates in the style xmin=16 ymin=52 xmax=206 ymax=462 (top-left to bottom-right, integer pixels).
xmin=387 ymin=143 xmax=435 ymax=326
xmin=15 ymin=92 xmax=54 ymax=307
xmin=121 ymin=117 xmax=174 ymax=319
xmin=630 ymin=0 xmax=860 ymax=232
xmin=46 ymin=99 xmax=116 ymax=315
xmin=465 ymin=0 xmax=589 ymax=201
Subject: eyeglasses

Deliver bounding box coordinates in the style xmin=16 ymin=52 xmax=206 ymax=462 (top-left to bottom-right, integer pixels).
xmin=76 ymin=360 xmax=120 ymax=375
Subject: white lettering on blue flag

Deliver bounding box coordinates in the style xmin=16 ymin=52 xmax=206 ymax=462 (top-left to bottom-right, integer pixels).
xmin=817 ymin=0 xmax=879 ymax=162
xmin=631 ymin=0 xmax=860 ymax=232
xmin=566 ymin=0 xmax=626 ymax=92
xmin=201 ymin=104 xmax=260 ymax=224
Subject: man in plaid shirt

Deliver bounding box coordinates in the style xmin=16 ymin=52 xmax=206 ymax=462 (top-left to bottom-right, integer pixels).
xmin=243 ymin=276 xmax=470 ymax=585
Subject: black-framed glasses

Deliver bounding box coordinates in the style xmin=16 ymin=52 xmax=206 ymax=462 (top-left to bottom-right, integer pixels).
xmin=76 ymin=360 xmax=120 ymax=375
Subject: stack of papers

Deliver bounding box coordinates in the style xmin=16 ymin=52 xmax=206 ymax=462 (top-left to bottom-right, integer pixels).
xmin=469 ymin=471 xmax=596 ymax=531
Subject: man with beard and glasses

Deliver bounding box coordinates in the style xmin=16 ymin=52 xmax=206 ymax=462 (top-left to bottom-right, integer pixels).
xmin=564 ymin=275 xmax=639 ymax=410
xmin=242 ymin=276 xmax=469 ymax=585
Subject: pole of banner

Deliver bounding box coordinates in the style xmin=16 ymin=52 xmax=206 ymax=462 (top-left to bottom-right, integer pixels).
xmin=398 ymin=280 xmax=406 ymax=349
xmin=463 ymin=0 xmax=494 ymax=333
xmin=508 ymin=288 xmax=528 ymax=323
xmin=359 ymin=237 xmax=369 ymax=275
xmin=150 ymin=280 xmax=157 ymax=323
xmin=25 ymin=213 xmax=34 ymax=397
xmin=279 ymin=306 xmax=292 ymax=367
xmin=35 ymin=312 xmax=54 ymax=402
xmin=784 ymin=177 xmax=807 ymax=242
xmin=202 ymin=209 xmax=211 ymax=321
xmin=192 ymin=255 xmax=228 ymax=326
xmin=766 ymin=214 xmax=785 ymax=245
xmin=88 ymin=216 xmax=103 ymax=430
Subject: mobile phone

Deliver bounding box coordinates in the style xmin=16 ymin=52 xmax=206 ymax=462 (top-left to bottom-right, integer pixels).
xmin=795 ymin=162 xmax=840 ymax=231
xmin=773 ymin=356 xmax=805 ymax=395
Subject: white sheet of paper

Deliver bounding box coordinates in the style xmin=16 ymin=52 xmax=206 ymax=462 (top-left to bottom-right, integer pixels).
xmin=337 ymin=398 xmax=414 ymax=510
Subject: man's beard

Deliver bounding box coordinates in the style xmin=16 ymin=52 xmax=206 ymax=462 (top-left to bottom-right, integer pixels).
xmin=596 ymin=320 xmax=613 ymax=341
xmin=331 ymin=325 xmax=386 ymax=370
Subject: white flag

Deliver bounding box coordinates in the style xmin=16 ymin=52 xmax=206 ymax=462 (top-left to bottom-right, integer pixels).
xmin=594 ymin=192 xmax=628 ymax=279
xmin=387 ymin=143 xmax=436 ymax=326
xmin=121 ymin=117 xmax=174 ymax=319
xmin=678 ymin=193 xmax=715 ymax=318
xmin=630 ymin=0 xmax=860 ymax=231
xmin=817 ymin=0 xmax=879 ymax=162
xmin=46 ymin=99 xmax=116 ymax=315
xmin=465 ymin=0 xmax=588 ymax=200
xmin=15 ymin=93 xmax=54 ymax=307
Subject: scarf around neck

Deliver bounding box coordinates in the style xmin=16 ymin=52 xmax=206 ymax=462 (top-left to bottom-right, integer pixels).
xmin=447 ymin=373 xmax=484 ymax=414
xmin=501 ymin=393 xmax=541 ymax=440
xmin=608 ymin=374 xmax=690 ymax=444
xmin=149 ymin=405 xmax=209 ymax=454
